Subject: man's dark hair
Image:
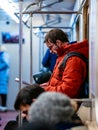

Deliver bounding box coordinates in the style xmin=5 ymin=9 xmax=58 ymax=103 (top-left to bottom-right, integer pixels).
xmin=14 ymin=84 xmax=45 ymax=110
xmin=44 ymin=28 xmax=69 ymax=44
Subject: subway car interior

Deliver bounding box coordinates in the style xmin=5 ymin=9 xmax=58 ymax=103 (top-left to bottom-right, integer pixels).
xmin=0 ymin=0 xmax=98 ymax=129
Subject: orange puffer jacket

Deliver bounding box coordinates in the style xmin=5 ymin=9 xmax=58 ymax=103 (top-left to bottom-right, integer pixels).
xmin=44 ymin=40 xmax=88 ymax=98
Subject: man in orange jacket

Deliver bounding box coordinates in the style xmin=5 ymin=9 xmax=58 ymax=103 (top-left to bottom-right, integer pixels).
xmin=40 ymin=28 xmax=88 ymax=98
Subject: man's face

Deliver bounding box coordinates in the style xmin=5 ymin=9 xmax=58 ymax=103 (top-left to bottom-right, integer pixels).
xmin=20 ymin=104 xmax=30 ymax=119
xmin=19 ymin=99 xmax=36 ymax=120
xmin=46 ymin=40 xmax=59 ymax=54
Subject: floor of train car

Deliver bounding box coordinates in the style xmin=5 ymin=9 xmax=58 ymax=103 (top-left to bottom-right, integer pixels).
xmin=0 ymin=110 xmax=18 ymax=130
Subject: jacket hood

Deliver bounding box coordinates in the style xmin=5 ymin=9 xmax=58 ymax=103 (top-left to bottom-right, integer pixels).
xmin=57 ymin=39 xmax=88 ymax=59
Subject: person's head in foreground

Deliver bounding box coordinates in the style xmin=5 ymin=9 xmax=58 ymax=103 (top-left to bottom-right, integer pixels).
xmin=14 ymin=84 xmax=45 ymax=119
xmin=28 ymin=92 xmax=75 ymax=124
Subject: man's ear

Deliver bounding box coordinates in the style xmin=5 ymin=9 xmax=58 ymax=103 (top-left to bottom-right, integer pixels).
xmin=32 ymin=99 xmax=36 ymax=102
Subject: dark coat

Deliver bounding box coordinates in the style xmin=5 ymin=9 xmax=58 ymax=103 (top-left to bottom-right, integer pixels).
xmin=42 ymin=49 xmax=57 ymax=72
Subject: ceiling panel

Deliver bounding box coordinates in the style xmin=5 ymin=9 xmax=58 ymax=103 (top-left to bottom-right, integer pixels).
xmin=0 ymin=0 xmax=78 ymax=32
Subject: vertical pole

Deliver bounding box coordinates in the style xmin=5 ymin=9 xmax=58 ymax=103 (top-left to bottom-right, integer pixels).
xmin=39 ymin=28 xmax=41 ymax=70
xmin=19 ymin=0 xmax=23 ymax=126
xmin=95 ymin=0 xmax=98 ymax=124
xmin=30 ymin=13 xmax=33 ymax=84
xmin=89 ymin=0 xmax=98 ymax=123
xmin=41 ymin=32 xmax=44 ymax=69
xmin=39 ymin=28 xmax=44 ymax=71
xmin=42 ymin=37 xmax=44 ymax=57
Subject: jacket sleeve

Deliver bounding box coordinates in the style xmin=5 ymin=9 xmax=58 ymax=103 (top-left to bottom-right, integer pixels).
xmin=42 ymin=49 xmax=50 ymax=67
xmin=44 ymin=57 xmax=87 ymax=98
xmin=0 ymin=52 xmax=10 ymax=70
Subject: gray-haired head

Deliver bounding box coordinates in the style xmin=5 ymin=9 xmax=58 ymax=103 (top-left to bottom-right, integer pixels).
xmin=28 ymin=92 xmax=74 ymax=125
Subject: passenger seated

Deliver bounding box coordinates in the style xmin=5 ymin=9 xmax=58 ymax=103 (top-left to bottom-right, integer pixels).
xmin=33 ymin=49 xmax=57 ymax=84
xmin=42 ymin=48 xmax=57 ymax=72
xmin=14 ymin=84 xmax=45 ymax=123
xmin=4 ymin=84 xmax=45 ymax=130
xmin=40 ymin=28 xmax=88 ymax=98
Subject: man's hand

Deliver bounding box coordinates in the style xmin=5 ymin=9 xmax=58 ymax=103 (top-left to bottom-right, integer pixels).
xmin=40 ymin=82 xmax=48 ymax=88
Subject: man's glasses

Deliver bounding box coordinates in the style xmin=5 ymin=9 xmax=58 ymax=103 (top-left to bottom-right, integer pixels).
xmin=46 ymin=40 xmax=55 ymax=50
